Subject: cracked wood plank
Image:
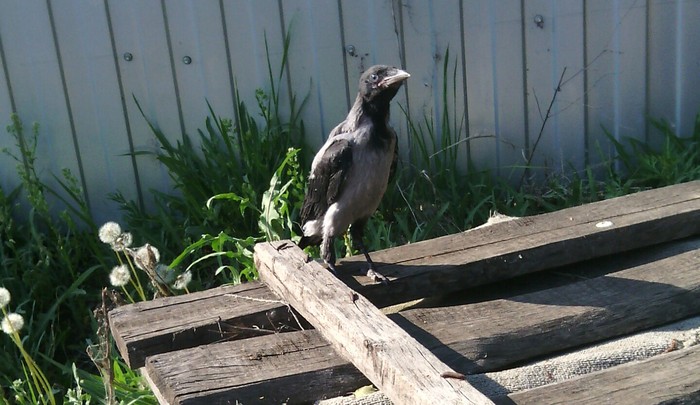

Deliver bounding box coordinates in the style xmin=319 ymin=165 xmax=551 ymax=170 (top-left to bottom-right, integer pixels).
xmin=143 ymin=330 xmax=368 ymax=404
xmin=343 ymin=180 xmax=700 ymax=307
xmin=128 ymin=238 xmax=700 ymax=403
xmin=110 ymin=182 xmax=700 ymax=368
xmin=255 ymin=240 xmax=495 ymax=405
xmin=108 ymin=282 xmax=302 ymax=368
xmin=498 ymin=345 xmax=700 ymax=404
xmin=393 ymin=238 xmax=700 ymax=373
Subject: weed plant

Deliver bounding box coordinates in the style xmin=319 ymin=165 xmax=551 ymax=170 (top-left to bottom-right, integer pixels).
xmin=607 ymin=114 xmax=700 ymax=189
xmin=0 ymin=115 xmax=142 ymax=402
xmin=112 ymin=34 xmax=307 ymax=287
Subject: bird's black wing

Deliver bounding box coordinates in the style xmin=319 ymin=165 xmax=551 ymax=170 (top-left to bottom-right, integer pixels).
xmin=300 ymin=137 xmax=353 ymax=226
xmin=389 ymin=130 xmax=399 ymax=182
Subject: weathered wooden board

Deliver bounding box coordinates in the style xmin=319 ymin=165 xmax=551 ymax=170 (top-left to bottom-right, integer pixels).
xmin=394 ymin=238 xmax=700 ymax=373
xmin=498 ymin=345 xmax=700 ymax=405
xmin=143 ymin=330 xmax=368 ymax=405
xmin=109 ymin=178 xmax=700 ymax=369
xmin=109 ymin=282 xmax=298 ymax=368
xmin=255 ymin=240 xmax=495 ymax=405
xmin=116 ymin=237 xmax=700 ymax=403
xmin=109 ymin=183 xmax=700 ymax=403
xmin=343 ymin=181 xmax=700 ymax=307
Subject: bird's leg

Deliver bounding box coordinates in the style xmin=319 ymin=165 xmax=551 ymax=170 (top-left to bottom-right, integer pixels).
xmin=321 ymin=236 xmax=338 ymax=276
xmin=351 ymin=221 xmax=389 ymax=284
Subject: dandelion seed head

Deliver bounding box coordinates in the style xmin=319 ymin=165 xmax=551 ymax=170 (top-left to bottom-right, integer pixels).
xmin=109 ymin=264 xmax=131 ymax=287
xmin=155 ymin=264 xmax=175 ymax=284
xmin=2 ymin=313 xmax=24 ymax=334
xmin=173 ymin=271 xmax=192 ymax=290
xmin=111 ymin=232 xmax=133 ymax=251
xmin=0 ymin=287 xmax=10 ymax=309
xmin=98 ymin=222 xmax=122 ymax=244
xmin=134 ymin=244 xmax=160 ymax=270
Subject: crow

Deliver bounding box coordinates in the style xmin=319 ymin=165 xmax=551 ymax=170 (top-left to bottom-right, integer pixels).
xmin=298 ymin=65 xmax=410 ymax=283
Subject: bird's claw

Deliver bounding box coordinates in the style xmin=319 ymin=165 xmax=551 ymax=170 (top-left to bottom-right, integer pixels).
xmin=366 ymin=268 xmax=389 ymax=285
xmin=326 ymin=263 xmax=339 ymax=276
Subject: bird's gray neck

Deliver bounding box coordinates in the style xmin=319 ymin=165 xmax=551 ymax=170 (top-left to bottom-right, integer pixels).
xmin=348 ymin=93 xmax=391 ymax=136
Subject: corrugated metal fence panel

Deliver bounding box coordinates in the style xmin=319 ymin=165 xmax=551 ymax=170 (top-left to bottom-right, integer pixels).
xmin=165 ymin=0 xmax=236 ymax=138
xmin=524 ymin=0 xmax=586 ymax=174
xmin=0 ymin=31 xmax=15 ymax=195
xmin=108 ymin=0 xmax=181 ymax=217
xmin=585 ymin=0 xmax=648 ymax=161
xmin=0 ymin=0 xmax=82 ymax=216
xmin=463 ymin=0 xmax=528 ymax=177
xmin=51 ymin=0 xmax=141 ymax=225
xmin=648 ymin=0 xmax=700 ymax=145
xmin=1 ymin=0 xmax=699 ymax=222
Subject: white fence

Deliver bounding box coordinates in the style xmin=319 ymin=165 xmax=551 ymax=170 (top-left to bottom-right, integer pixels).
xmin=1 ymin=0 xmax=699 ymax=223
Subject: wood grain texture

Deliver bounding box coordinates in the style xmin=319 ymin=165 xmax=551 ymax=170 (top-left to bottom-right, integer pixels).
xmin=109 ymin=183 xmax=700 ymax=402
xmin=115 ymin=237 xmax=700 ymax=403
xmin=342 ymin=181 xmax=700 ymax=307
xmin=144 ymin=330 xmax=368 ymax=404
xmin=255 ymin=241 xmax=494 ymax=405
xmin=498 ymin=345 xmax=700 ymax=405
xmin=108 ymin=282 xmax=301 ymax=368
xmin=394 ymin=238 xmax=700 ymax=373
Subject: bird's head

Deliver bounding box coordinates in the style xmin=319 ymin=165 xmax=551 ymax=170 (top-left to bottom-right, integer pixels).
xmin=359 ymin=65 xmax=410 ymax=104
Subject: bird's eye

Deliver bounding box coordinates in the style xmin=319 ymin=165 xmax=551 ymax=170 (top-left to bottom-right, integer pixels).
xmin=370 ymin=74 xmax=379 ymax=82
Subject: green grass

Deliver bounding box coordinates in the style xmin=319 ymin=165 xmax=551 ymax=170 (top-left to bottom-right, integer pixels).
xmin=110 ymin=34 xmax=307 ymax=289
xmin=0 ymin=115 xmax=117 ymax=403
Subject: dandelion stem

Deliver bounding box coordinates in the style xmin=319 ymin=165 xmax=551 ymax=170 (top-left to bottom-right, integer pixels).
xmin=2 ymin=307 xmax=55 ymax=405
xmin=122 ymin=252 xmax=147 ymax=301
xmin=120 ymin=286 xmax=135 ymax=304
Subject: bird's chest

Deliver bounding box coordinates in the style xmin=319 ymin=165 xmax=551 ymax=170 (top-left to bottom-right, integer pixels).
xmin=341 ymin=136 xmax=395 ymax=213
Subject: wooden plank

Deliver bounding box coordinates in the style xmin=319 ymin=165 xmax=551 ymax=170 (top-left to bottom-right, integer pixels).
xmin=499 ymin=344 xmax=700 ymax=405
xmin=109 ymin=182 xmax=700 ymax=366
xmin=108 ymin=282 xmax=303 ymax=369
xmin=255 ymin=240 xmax=494 ymax=405
xmin=341 ymin=181 xmax=700 ymax=308
xmin=116 ymin=238 xmax=700 ymax=402
xmin=144 ymin=330 xmax=368 ymax=404
xmin=394 ymin=238 xmax=700 ymax=373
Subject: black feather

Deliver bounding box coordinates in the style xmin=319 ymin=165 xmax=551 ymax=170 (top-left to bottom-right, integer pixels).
xmin=299 ymin=138 xmax=353 ymax=234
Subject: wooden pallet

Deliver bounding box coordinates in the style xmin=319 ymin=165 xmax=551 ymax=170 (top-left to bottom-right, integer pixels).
xmin=109 ymin=181 xmax=700 ymax=404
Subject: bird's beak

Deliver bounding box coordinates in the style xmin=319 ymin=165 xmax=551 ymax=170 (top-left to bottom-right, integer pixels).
xmin=380 ymin=68 xmax=410 ymax=88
